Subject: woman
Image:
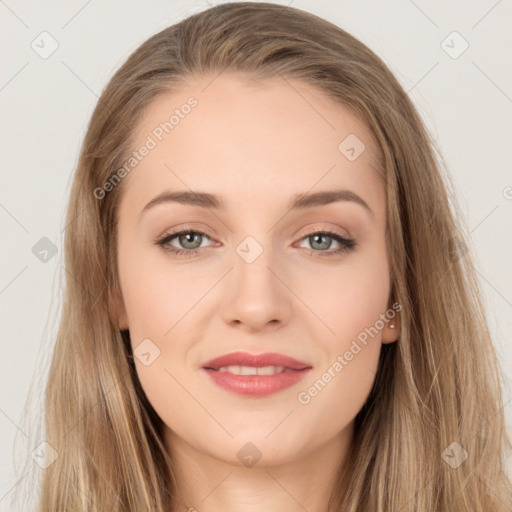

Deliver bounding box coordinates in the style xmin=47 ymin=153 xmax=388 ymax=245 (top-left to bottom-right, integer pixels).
xmin=22 ymin=2 xmax=512 ymax=510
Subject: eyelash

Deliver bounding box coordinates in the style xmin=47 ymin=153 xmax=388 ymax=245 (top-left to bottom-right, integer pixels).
xmin=155 ymin=226 xmax=356 ymax=259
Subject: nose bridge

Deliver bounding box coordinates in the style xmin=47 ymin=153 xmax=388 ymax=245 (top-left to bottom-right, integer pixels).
xmin=221 ymin=231 xmax=292 ymax=329
xmin=233 ymin=232 xmax=280 ymax=296
xmin=224 ymin=198 xmax=270 ymax=255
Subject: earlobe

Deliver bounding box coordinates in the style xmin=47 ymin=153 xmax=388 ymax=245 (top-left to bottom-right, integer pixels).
xmin=382 ymin=315 xmax=400 ymax=344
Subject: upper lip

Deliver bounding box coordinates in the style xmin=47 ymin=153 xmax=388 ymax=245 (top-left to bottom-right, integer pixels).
xmin=202 ymin=351 xmax=312 ymax=371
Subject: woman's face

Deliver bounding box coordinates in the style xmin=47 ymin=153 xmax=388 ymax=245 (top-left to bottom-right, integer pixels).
xmin=114 ymin=73 xmax=398 ymax=468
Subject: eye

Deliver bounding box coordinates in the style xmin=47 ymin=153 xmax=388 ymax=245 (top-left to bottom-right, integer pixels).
xmin=155 ymin=227 xmax=215 ymax=258
xmin=155 ymin=227 xmax=356 ymax=259
xmin=296 ymin=228 xmax=356 ymax=258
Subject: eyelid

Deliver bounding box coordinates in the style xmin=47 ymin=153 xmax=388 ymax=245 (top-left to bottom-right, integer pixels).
xmin=295 ymin=224 xmax=351 ymax=239
xmin=154 ymin=224 xmax=214 ymax=241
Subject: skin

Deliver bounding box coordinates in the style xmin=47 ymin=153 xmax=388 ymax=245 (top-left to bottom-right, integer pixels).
xmin=114 ymin=72 xmax=400 ymax=512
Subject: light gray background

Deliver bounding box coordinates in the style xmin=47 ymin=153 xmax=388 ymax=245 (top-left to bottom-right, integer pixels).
xmin=1 ymin=0 xmax=511 ymax=508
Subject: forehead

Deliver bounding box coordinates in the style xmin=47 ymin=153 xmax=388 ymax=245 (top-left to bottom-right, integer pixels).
xmin=119 ymin=73 xmax=384 ymax=217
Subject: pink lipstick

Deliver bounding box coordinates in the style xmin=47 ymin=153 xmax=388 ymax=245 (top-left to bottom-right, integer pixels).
xmin=201 ymin=351 xmax=312 ymax=397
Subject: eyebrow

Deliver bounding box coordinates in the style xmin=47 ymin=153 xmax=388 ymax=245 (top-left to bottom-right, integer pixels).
xmin=140 ymin=189 xmax=373 ymax=218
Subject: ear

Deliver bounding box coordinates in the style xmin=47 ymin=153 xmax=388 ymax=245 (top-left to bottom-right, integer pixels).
xmin=381 ymin=312 xmax=400 ymax=344
xmin=112 ymin=286 xmax=129 ymax=330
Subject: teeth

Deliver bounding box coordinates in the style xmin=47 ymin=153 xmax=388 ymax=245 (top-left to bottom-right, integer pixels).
xmin=217 ymin=365 xmax=286 ymax=375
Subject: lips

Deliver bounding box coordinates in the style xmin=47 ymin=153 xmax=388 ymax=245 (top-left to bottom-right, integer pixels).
xmin=201 ymin=351 xmax=312 ymax=371
xmin=201 ymin=351 xmax=312 ymax=397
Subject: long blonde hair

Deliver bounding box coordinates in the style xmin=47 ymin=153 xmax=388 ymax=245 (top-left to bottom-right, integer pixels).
xmin=13 ymin=2 xmax=511 ymax=510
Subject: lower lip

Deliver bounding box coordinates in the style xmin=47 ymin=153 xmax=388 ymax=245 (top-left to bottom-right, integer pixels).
xmin=202 ymin=368 xmax=311 ymax=396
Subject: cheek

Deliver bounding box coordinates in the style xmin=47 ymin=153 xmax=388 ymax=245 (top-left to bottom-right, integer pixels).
xmin=306 ymin=245 xmax=391 ymax=347
xmin=295 ymin=266 xmax=388 ymax=434
xmin=118 ymin=255 xmax=206 ymax=433
xmin=296 ymin=243 xmax=390 ymax=405
xmin=118 ymin=248 xmax=203 ymax=340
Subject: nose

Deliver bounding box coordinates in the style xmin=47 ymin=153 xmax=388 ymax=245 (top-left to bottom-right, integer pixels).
xmin=221 ymin=242 xmax=293 ymax=332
